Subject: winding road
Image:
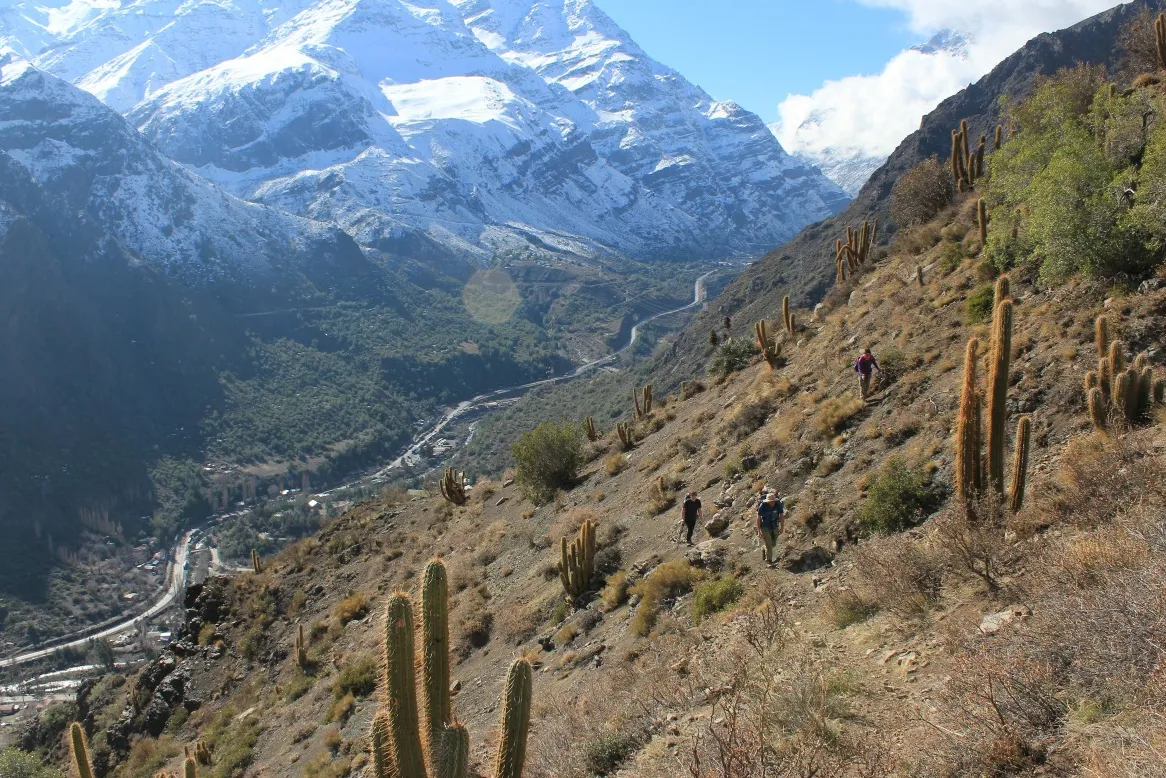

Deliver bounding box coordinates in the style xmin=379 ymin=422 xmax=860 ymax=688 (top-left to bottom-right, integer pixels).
xmin=383 ymin=270 xmax=715 ymax=472
xmin=0 ymin=532 xmax=193 ymax=670
xmin=0 ymin=270 xmax=715 ymax=673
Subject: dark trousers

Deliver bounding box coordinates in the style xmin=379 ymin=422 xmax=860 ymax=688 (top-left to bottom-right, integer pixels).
xmin=684 ymin=517 xmax=697 ymax=543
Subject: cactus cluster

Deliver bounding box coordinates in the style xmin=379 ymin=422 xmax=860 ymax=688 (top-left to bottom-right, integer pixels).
xmin=977 ymin=199 xmax=989 ymax=247
xmin=633 ymin=385 xmax=653 ymax=418
xmin=754 ymin=320 xmax=782 ymax=370
xmin=439 ymin=468 xmax=467 ymax=506
xmin=251 ymin=549 xmax=262 ymax=573
xmin=1086 ymin=315 xmax=1163 ymax=432
xmin=954 ymin=279 xmax=1032 ymax=512
xmin=583 ymin=417 xmax=599 ymax=442
xmin=834 ymin=219 xmax=878 ymax=282
xmin=369 ymin=560 xmax=533 ymax=778
xmin=616 ymin=423 xmax=635 ymax=451
xmin=559 ymin=519 xmax=596 ymax=598
xmin=951 ymin=120 xmax=985 ymax=191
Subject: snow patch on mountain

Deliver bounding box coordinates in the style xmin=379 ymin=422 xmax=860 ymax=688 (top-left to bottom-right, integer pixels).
xmin=1 ymin=0 xmax=850 ymax=263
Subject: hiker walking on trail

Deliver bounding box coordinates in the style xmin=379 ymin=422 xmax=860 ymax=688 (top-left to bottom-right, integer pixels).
xmin=681 ymin=491 xmax=702 ymax=545
xmin=855 ymin=348 xmax=881 ymax=399
xmin=756 ymin=491 xmax=785 ymax=566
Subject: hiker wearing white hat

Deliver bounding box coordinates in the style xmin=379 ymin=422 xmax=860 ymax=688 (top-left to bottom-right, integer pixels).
xmin=755 ymin=490 xmax=785 ymax=566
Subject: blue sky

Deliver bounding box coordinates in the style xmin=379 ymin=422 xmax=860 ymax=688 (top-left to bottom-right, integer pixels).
xmin=594 ymin=0 xmax=916 ymax=123
xmin=594 ymin=0 xmax=1121 ymax=161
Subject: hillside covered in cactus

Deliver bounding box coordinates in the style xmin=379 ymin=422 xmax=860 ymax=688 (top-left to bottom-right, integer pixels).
xmin=11 ymin=4 xmax=1166 ymax=778
xmin=18 ymin=27 xmax=1166 ymax=772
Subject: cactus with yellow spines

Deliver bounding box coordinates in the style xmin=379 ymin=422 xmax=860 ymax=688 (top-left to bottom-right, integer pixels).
xmin=1087 ymin=387 xmax=1107 ymax=434
xmin=1109 ymin=340 xmax=1127 ymax=377
xmin=194 ymin=741 xmax=212 ymax=766
xmin=583 ymin=417 xmax=599 ymax=442
xmin=439 ymin=468 xmax=467 ymax=506
xmin=1156 ymin=12 xmax=1166 ymax=70
xmin=558 ymin=519 xmax=596 ymax=598
xmin=251 ymin=549 xmax=262 ymax=574
xmin=781 ymin=296 xmax=791 ymax=333
xmin=1084 ymin=371 xmax=1099 ymax=393
xmin=994 ymin=124 xmax=1003 ymax=150
xmin=986 ymin=299 xmax=1013 ymax=494
xmin=977 ymin=199 xmax=988 ymax=246
xmin=633 ymin=385 xmax=653 ymax=418
xmin=1095 ymin=315 xmax=1110 ymax=360
xmin=369 ymin=560 xmax=535 ymax=778
xmin=993 ymin=275 xmax=1009 ymax=309
xmin=1008 ymin=416 xmax=1031 ymax=512
xmin=69 ymin=723 xmax=95 ymax=778
xmin=419 ymin=560 xmax=451 ymax=760
xmin=182 ymin=758 xmax=197 ymax=778
xmin=955 ymin=338 xmax=982 ymax=504
xmin=293 ymin=623 xmax=308 ymax=668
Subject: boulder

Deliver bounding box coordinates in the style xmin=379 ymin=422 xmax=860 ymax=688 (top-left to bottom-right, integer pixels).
xmin=704 ymin=513 xmax=730 ymax=537
xmin=778 ymin=546 xmax=834 ymax=573
xmin=686 ymin=540 xmax=727 ymax=571
xmin=979 ymin=605 xmax=1032 ymax=635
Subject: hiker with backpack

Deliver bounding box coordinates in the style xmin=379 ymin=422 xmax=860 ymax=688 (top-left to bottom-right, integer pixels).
xmin=855 ymin=347 xmax=881 ymax=399
xmin=681 ymin=491 xmax=702 ymax=545
xmin=756 ymin=490 xmax=785 ymax=566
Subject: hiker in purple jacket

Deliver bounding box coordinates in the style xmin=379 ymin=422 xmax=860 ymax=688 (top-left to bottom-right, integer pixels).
xmin=855 ymin=348 xmax=881 ymax=399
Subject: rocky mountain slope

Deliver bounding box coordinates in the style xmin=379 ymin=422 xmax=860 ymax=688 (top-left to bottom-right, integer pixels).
xmin=0 ymin=0 xmax=848 ymax=266
xmin=23 ymin=177 xmax=1166 ymax=776
xmin=659 ymin=0 xmax=1164 ymax=386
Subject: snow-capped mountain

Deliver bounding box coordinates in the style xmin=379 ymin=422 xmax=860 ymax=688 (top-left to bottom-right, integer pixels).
xmin=0 ymin=54 xmax=369 ymax=291
xmin=0 ymin=0 xmax=848 ymax=264
xmin=773 ymin=29 xmax=973 ymax=198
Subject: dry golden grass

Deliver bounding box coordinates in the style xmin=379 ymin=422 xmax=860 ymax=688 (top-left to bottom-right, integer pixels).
xmin=603 ymin=453 xmax=626 ymax=476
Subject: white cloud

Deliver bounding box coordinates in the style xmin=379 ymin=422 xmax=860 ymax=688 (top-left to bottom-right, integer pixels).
xmin=774 ymin=0 xmax=1121 ymax=161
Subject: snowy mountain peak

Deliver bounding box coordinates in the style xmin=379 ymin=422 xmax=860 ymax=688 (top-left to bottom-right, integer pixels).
xmin=1 ymin=0 xmax=849 ymax=263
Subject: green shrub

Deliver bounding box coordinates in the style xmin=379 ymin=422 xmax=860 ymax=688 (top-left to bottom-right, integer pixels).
xmin=629 ymin=559 xmax=703 ymax=636
xmin=0 ymin=748 xmax=63 ymax=778
xmin=708 ymin=339 xmax=759 ymax=379
xmin=964 ymin=284 xmax=995 ymax=324
xmin=692 ymin=576 xmax=744 ymax=622
xmin=511 ymin=421 xmax=584 ymax=503
xmin=333 ymin=655 xmax=377 ymax=699
xmin=857 ymin=458 xmax=933 ymax=534
xmin=204 ymin=706 xmax=260 ymax=778
xmin=582 ymin=732 xmax=645 ymax=776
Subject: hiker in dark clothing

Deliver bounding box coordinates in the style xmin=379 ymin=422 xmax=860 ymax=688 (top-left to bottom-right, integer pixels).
xmin=855 ymin=348 xmax=881 ymax=399
xmin=756 ymin=491 xmax=785 ymax=565
xmin=681 ymin=491 xmax=702 ymax=545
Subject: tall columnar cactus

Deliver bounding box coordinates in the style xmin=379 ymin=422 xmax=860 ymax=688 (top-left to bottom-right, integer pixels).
xmin=436 ymin=724 xmax=470 ymax=778
xmin=994 ymin=124 xmax=1003 ymax=150
xmin=1156 ymin=12 xmax=1166 ymax=70
xmin=369 ymin=561 xmax=533 ymax=778
xmin=1109 ymin=340 xmax=1127 ymax=378
xmin=583 ymin=417 xmax=599 ymax=442
xmin=1087 ymin=387 xmax=1107 ymax=433
xmin=419 ymin=561 xmax=450 ymax=760
xmin=782 ymin=296 xmax=791 ymax=333
xmin=955 ymin=338 xmax=982 ymax=504
xmin=558 ymin=519 xmax=596 ymax=598
xmin=183 ymin=758 xmax=197 ymax=778
xmin=294 ymin=623 xmax=308 ymax=668
xmin=986 ymin=300 xmax=1014 ymax=494
xmin=977 ymin=199 xmax=988 ymax=246
xmin=1123 ymin=367 xmax=1142 ymax=423
xmin=1138 ymin=366 xmax=1154 ymax=418
xmin=1098 ymin=358 xmax=1112 ymax=400
xmin=195 ymin=741 xmax=212 ymax=766
xmin=975 ymin=136 xmax=986 ymax=177
xmin=754 ymin=321 xmax=781 ymax=370
xmin=494 ymin=660 xmax=533 ymax=778
xmin=960 ymin=120 xmax=970 ymax=162
xmin=1084 ymin=371 xmax=1099 ymax=393
xmin=1095 ymin=315 xmax=1110 ymax=360
xmin=251 ymin=549 xmax=262 ymax=574
xmin=616 ymin=423 xmax=634 ymax=451
xmin=69 ymin=723 xmax=95 ymax=778
xmin=1008 ymin=416 xmax=1031 ymax=512
xmin=382 ymin=593 xmax=426 ymax=778
xmin=440 ymin=468 xmax=467 ymax=506
xmin=993 ymin=275 xmax=1010 ymax=309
